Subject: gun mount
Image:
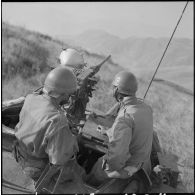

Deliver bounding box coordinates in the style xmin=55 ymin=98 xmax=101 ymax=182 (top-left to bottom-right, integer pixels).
xmin=66 ymin=55 xmax=111 ymax=128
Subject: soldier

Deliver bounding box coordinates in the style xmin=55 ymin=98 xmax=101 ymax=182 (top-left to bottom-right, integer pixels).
xmin=87 ymin=71 xmax=153 ymax=192
xmin=58 ymin=48 xmax=86 ymax=75
xmin=38 ymin=48 xmax=85 ymax=93
xmin=13 ymin=67 xmax=87 ymax=193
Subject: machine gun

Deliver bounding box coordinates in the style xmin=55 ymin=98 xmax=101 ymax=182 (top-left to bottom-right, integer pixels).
xmin=66 ymin=55 xmax=111 ymax=130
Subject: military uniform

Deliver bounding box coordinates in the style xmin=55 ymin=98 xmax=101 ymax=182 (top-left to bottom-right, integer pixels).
xmin=14 ymin=92 xmax=87 ymax=192
xmin=87 ymin=96 xmax=153 ymax=187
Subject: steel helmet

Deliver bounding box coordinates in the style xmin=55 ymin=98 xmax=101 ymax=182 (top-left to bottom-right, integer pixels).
xmin=59 ymin=48 xmax=86 ymax=69
xmin=44 ymin=67 xmax=77 ymax=98
xmin=112 ymin=71 xmax=138 ymax=96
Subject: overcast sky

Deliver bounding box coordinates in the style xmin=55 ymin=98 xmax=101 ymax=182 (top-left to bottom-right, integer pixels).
xmin=2 ymin=2 xmax=194 ymax=39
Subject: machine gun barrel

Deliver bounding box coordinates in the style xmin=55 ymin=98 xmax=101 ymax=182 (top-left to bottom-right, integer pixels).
xmin=89 ymin=55 xmax=111 ymax=77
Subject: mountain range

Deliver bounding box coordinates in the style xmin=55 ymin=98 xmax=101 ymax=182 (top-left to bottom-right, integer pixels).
xmin=57 ymin=29 xmax=193 ymax=91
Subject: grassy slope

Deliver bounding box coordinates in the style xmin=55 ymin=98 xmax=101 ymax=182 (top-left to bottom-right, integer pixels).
xmin=2 ymin=22 xmax=194 ymax=192
xmin=138 ymin=78 xmax=194 ymax=192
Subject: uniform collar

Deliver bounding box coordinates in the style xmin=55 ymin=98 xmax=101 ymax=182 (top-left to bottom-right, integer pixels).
xmin=121 ymin=96 xmax=137 ymax=107
xmin=42 ymin=93 xmax=62 ymax=110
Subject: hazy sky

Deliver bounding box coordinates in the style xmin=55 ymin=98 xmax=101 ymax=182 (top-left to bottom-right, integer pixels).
xmin=2 ymin=2 xmax=194 ymax=39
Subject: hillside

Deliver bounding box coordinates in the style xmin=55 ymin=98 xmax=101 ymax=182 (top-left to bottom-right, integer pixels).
xmin=2 ymin=22 xmax=122 ymax=104
xmin=2 ymin=22 xmax=194 ymax=192
xmin=59 ymin=30 xmax=193 ymax=91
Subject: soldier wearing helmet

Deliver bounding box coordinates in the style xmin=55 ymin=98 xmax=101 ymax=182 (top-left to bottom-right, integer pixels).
xmin=87 ymin=71 xmax=153 ymax=192
xmin=13 ymin=67 xmax=87 ymax=193
xmin=38 ymin=48 xmax=85 ymax=91
xmin=58 ymin=48 xmax=86 ymax=71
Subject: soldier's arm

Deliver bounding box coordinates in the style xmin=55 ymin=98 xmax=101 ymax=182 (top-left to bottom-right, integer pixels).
xmin=89 ymin=103 xmax=120 ymax=128
xmin=104 ymin=113 xmax=133 ymax=171
xmin=105 ymin=102 xmax=120 ymax=116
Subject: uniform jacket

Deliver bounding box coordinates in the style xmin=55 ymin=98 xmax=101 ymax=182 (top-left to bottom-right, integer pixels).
xmin=15 ymin=92 xmax=78 ymax=166
xmin=104 ymin=96 xmax=153 ymax=171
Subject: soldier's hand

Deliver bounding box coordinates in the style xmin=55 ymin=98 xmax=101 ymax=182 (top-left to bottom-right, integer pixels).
xmin=123 ymin=166 xmax=138 ymax=177
xmin=97 ymin=125 xmax=108 ymax=135
xmin=88 ymin=112 xmax=98 ymax=121
xmin=91 ymin=112 xmax=98 ymax=118
xmin=105 ymin=169 xmax=130 ymax=179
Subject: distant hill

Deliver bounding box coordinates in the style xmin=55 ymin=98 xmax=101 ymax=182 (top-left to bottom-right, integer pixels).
xmin=58 ymin=29 xmax=193 ymax=91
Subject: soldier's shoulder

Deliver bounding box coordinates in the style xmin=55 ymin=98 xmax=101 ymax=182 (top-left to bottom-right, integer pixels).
xmin=136 ymin=98 xmax=153 ymax=112
xmin=25 ymin=93 xmax=34 ymax=100
xmin=22 ymin=93 xmax=36 ymax=106
xmin=124 ymin=99 xmax=153 ymax=116
xmin=25 ymin=93 xmax=42 ymax=102
xmin=142 ymin=100 xmax=153 ymax=113
xmin=50 ymin=110 xmax=69 ymax=126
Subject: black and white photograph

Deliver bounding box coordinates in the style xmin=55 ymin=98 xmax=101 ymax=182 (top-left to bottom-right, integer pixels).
xmin=1 ymin=1 xmax=194 ymax=194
